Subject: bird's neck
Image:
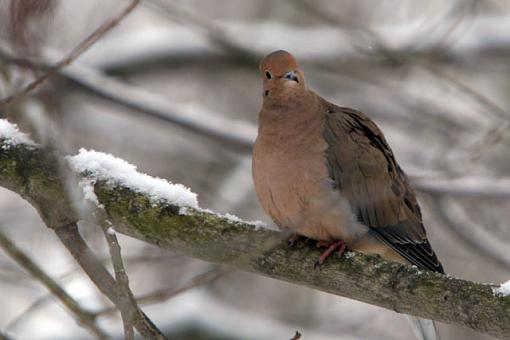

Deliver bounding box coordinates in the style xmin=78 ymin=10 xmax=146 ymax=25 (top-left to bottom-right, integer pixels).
xmin=258 ymin=91 xmax=323 ymax=149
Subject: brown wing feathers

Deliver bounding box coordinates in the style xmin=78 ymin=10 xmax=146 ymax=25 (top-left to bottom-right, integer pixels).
xmin=323 ymin=106 xmax=444 ymax=273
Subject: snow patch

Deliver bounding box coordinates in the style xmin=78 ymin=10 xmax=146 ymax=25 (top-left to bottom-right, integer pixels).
xmin=493 ymin=280 xmax=510 ymax=297
xmin=78 ymin=178 xmax=103 ymax=208
xmin=180 ymin=206 xmax=270 ymax=230
xmin=67 ymin=148 xmax=199 ymax=208
xmin=67 ymin=149 xmax=269 ymax=230
xmin=217 ymin=212 xmax=270 ymax=230
xmin=106 ymin=227 xmax=115 ymax=235
xmin=0 ymin=119 xmax=36 ymax=147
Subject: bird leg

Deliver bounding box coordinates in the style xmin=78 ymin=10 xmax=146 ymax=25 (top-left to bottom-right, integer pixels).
xmin=314 ymin=240 xmax=346 ymax=268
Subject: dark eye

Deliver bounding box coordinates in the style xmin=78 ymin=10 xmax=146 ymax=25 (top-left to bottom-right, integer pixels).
xmin=265 ymin=71 xmax=272 ymax=79
xmin=284 ymin=71 xmax=299 ymax=83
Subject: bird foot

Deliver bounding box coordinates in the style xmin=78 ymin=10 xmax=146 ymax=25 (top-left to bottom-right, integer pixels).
xmin=314 ymin=240 xmax=346 ymax=269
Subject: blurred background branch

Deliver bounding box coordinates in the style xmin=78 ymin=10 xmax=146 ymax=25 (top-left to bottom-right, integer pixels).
xmin=0 ymin=229 xmax=107 ymax=339
xmin=0 ymin=0 xmax=141 ymax=110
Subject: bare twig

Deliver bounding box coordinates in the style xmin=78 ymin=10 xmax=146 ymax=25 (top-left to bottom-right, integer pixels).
xmin=423 ymin=63 xmax=509 ymax=121
xmin=96 ymin=267 xmax=226 ymax=316
xmin=58 ymin=62 xmax=256 ymax=152
xmin=291 ymin=0 xmax=509 ymax=163
xmin=100 ymin=224 xmax=135 ymax=340
xmin=4 ymin=251 xmax=176 ymax=332
xmin=0 ymin=46 xmax=255 ymax=151
xmin=0 ymin=229 xmax=107 ymax=339
xmin=144 ymin=0 xmax=258 ymax=64
xmin=426 ymin=196 xmax=510 ymax=270
xmin=54 ymin=223 xmax=166 ymax=339
xmin=5 ymin=294 xmax=53 ymax=333
xmin=463 ymin=121 xmax=510 ymax=166
xmin=0 ymin=0 xmax=141 ymax=110
xmin=411 ymin=175 xmax=510 ymax=199
xmin=418 ymin=1 xmax=478 ymax=56
xmin=93 ymin=202 xmax=291 ymax=317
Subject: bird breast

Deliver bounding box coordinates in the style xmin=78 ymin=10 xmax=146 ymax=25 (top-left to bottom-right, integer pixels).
xmin=252 ymin=127 xmax=368 ymax=242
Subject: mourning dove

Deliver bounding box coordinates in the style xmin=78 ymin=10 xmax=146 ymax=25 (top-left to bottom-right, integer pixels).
xmin=253 ymin=50 xmax=443 ymax=273
xmin=252 ymin=50 xmax=443 ymax=339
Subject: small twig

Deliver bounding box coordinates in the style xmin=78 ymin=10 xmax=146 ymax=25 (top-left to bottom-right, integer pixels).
xmin=465 ymin=121 xmax=510 ymax=164
xmin=101 ymin=224 xmax=135 ymax=340
xmin=95 ymin=267 xmax=226 ymax=316
xmin=292 ymin=0 xmax=509 ymax=163
xmin=54 ymin=223 xmax=166 ymax=339
xmin=56 ymin=62 xmax=256 ymax=152
xmin=420 ymin=1 xmax=478 ymax=56
xmin=5 ymin=294 xmax=53 ymax=333
xmin=93 ymin=218 xmax=292 ymax=317
xmin=0 ymin=0 xmax=141 ymax=110
xmin=423 ymin=63 xmax=509 ymax=121
xmin=0 ymin=229 xmax=107 ymax=339
xmin=4 ymin=251 xmax=175 ymax=332
xmin=144 ymin=0 xmax=258 ymax=64
xmin=426 ymin=196 xmax=510 ymax=270
xmin=411 ymin=175 xmax=510 ymax=199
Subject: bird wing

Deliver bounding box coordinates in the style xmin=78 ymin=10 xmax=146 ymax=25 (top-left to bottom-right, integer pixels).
xmin=322 ymin=104 xmax=443 ymax=273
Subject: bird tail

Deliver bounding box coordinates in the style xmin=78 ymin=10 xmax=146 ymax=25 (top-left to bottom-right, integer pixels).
xmin=405 ymin=316 xmax=440 ymax=340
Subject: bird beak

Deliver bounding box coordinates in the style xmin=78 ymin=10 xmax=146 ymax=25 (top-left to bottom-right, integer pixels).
xmin=283 ymin=71 xmax=299 ymax=83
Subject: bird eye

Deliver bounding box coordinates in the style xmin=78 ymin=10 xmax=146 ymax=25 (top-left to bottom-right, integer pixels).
xmin=265 ymin=71 xmax=272 ymax=79
xmin=284 ymin=71 xmax=299 ymax=83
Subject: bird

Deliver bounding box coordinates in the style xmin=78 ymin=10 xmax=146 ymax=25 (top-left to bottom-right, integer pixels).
xmin=252 ymin=50 xmax=443 ymax=340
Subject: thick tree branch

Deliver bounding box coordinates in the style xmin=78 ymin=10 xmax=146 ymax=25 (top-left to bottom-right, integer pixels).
xmin=0 ymin=137 xmax=509 ymax=339
xmin=0 ymin=136 xmax=164 ymax=338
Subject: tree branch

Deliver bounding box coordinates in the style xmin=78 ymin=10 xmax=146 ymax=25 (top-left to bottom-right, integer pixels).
xmin=0 ymin=229 xmax=107 ymax=339
xmin=0 ymin=0 xmax=141 ymax=110
xmin=101 ymin=225 xmax=135 ymax=340
xmin=0 ymin=133 xmax=164 ymax=338
xmin=54 ymin=223 xmax=166 ymax=339
xmin=0 ymin=135 xmax=509 ymax=339
xmin=95 ymin=267 xmax=225 ymax=317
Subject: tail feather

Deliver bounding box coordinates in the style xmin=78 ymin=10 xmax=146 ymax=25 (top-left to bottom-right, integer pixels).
xmin=406 ymin=316 xmax=440 ymax=340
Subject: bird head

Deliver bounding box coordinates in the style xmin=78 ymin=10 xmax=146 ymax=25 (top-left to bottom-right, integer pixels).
xmin=259 ymin=50 xmax=306 ymax=103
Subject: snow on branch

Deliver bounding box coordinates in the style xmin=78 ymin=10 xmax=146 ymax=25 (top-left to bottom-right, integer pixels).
xmin=493 ymin=280 xmax=510 ymax=297
xmin=67 ymin=148 xmax=198 ymax=208
xmin=0 ymin=119 xmax=37 ymax=147
xmin=66 ymin=148 xmax=267 ymax=229
xmin=0 ymin=125 xmax=510 ymax=339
